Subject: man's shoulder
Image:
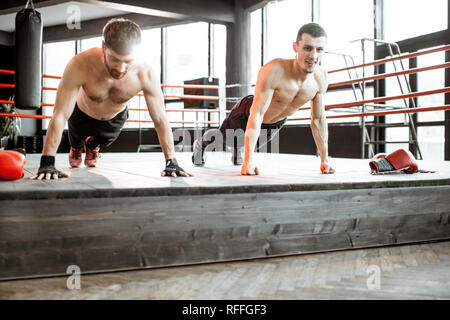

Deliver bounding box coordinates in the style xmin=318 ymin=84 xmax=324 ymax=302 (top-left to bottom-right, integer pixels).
xmin=263 ymin=58 xmax=289 ymax=70
xmin=135 ymin=60 xmax=161 ymax=93
xmin=69 ymin=48 xmax=101 ymax=70
xmin=313 ymin=66 xmax=328 ymax=92
xmin=135 ymin=59 xmax=155 ymax=80
xmin=75 ymin=47 xmax=101 ymax=61
xmin=260 ymin=58 xmax=288 ymax=80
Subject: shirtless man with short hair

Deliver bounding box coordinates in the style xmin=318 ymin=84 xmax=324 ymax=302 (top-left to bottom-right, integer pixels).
xmin=192 ymin=22 xmax=334 ymax=175
xmin=32 ymin=18 xmax=192 ymax=180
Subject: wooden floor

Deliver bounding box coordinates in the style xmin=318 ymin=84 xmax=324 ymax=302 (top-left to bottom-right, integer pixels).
xmin=1 ymin=240 xmax=449 ymax=300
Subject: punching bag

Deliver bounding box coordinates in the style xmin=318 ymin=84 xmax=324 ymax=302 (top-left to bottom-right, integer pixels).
xmin=14 ymin=1 xmax=43 ymax=110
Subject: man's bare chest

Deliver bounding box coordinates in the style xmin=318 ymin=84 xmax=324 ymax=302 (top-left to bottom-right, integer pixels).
xmin=82 ymin=79 xmax=141 ymax=104
xmin=272 ymin=85 xmax=317 ymax=109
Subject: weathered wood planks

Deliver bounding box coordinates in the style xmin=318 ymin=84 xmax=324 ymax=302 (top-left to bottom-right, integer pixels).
xmin=1 ymin=183 xmax=449 ymax=280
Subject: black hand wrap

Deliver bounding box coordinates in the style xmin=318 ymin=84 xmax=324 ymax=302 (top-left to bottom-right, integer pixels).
xmin=163 ymin=158 xmax=185 ymax=177
xmin=37 ymin=155 xmax=63 ymax=178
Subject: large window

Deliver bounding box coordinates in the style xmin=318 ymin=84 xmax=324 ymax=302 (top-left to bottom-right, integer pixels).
xmin=384 ymin=0 xmax=448 ymax=42
xmin=418 ymin=51 xmax=445 ymax=122
xmin=265 ymin=0 xmax=312 ymax=62
xmin=165 ymin=22 xmax=209 ymax=86
xmin=80 ymin=36 xmax=102 ymax=52
xmin=164 ymin=22 xmax=221 ymax=128
xmin=127 ymin=28 xmax=162 ymax=129
xmin=249 ymin=0 xmax=447 ymax=160
xmin=383 ymin=0 xmax=447 ymax=159
xmin=319 ymin=0 xmax=375 ymax=125
xmin=212 ymin=24 xmax=227 ymax=88
xmin=250 ymin=8 xmax=262 ymax=85
xmin=384 ymin=56 xmax=410 ymax=153
xmin=255 ymin=0 xmax=375 ymax=125
xmin=42 ymin=41 xmax=76 ymax=129
xmin=416 ymin=50 xmax=445 ymax=160
xmin=320 ymin=0 xmax=375 ymax=66
xmin=212 ymin=23 xmax=227 ymax=124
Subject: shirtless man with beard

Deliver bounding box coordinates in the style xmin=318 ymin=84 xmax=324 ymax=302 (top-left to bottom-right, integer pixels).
xmin=33 ymin=18 xmax=192 ymax=180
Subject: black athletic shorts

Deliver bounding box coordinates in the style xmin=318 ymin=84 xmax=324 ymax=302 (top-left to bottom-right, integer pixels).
xmin=67 ymin=103 xmax=129 ymax=148
xmin=219 ymin=95 xmax=286 ymax=148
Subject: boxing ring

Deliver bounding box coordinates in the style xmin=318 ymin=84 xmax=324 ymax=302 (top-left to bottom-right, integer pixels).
xmin=0 ymin=45 xmax=449 ymax=280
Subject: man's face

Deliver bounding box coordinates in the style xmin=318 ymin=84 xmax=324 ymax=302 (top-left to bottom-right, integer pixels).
xmin=293 ymin=33 xmax=327 ymax=73
xmin=102 ymin=42 xmax=136 ymax=80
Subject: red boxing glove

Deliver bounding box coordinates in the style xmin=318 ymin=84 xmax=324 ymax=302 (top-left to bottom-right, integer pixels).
xmin=371 ymin=153 xmax=387 ymax=161
xmin=369 ymin=149 xmax=418 ymax=174
xmin=0 ymin=149 xmax=26 ymax=180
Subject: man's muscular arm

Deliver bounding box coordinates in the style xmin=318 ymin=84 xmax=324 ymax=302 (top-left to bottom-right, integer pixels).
xmin=141 ymin=66 xmax=192 ymax=177
xmin=310 ymin=69 xmax=334 ymax=174
xmin=32 ymin=58 xmax=83 ymax=180
xmin=241 ymin=62 xmax=277 ymax=175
